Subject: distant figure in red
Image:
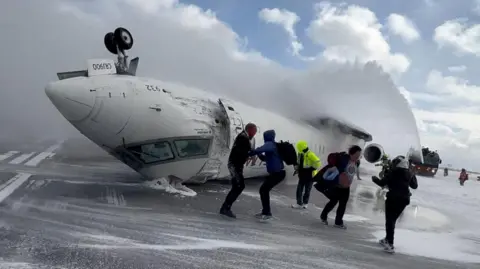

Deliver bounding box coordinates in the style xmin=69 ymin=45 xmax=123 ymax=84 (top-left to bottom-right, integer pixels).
xmin=459 ymin=169 xmax=468 ymax=186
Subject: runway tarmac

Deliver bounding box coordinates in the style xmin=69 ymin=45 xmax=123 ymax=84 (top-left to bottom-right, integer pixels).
xmin=0 ymin=139 xmax=478 ymax=269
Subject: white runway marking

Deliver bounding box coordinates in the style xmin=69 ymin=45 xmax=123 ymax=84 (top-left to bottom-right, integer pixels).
xmin=44 ymin=140 xmax=65 ymax=153
xmin=73 ymin=232 xmax=274 ymax=251
xmin=0 ymin=151 xmax=19 ymax=162
xmin=24 ymin=152 xmax=55 ymax=167
xmin=46 ymin=178 xmax=141 ymax=187
xmin=0 ymin=173 xmax=32 ymax=203
xmin=24 ymin=140 xmax=64 ymax=167
xmin=8 ymin=152 xmax=36 ymax=165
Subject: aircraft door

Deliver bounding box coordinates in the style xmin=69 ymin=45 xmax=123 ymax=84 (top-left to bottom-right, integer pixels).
xmin=91 ymin=82 xmax=134 ymax=136
xmin=218 ymin=98 xmax=244 ymax=148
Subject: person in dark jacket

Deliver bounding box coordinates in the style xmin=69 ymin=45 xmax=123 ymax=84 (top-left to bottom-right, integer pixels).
xmin=249 ymin=129 xmax=285 ymax=220
xmin=219 ymin=123 xmax=257 ymax=218
xmin=372 ymin=156 xmax=418 ymax=254
xmin=320 ymin=145 xmax=362 ymax=229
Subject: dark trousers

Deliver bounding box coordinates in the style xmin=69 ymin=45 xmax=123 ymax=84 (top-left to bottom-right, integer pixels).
xmin=385 ymin=197 xmax=409 ymax=245
xmin=221 ymin=163 xmax=245 ymax=210
xmin=296 ymin=171 xmax=313 ymax=205
xmin=260 ymin=170 xmax=286 ymax=215
xmin=320 ymin=187 xmax=350 ymax=225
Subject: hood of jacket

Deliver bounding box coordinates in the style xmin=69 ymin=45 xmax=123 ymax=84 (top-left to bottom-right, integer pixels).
xmin=263 ymin=130 xmax=276 ymax=142
xmin=296 ymin=140 xmax=308 ymax=153
xmin=396 ymin=158 xmax=409 ymax=169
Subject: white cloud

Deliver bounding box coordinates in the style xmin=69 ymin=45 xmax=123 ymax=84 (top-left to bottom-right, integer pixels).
xmin=448 ymin=65 xmax=467 ymax=72
xmin=398 ymin=86 xmax=413 ymax=105
xmin=425 ymin=70 xmax=480 ymax=102
xmin=405 ymin=66 xmax=480 ymax=170
xmin=413 ymin=109 xmax=480 ymax=169
xmin=434 ymin=19 xmax=480 ymax=56
xmin=258 ymin=8 xmax=304 ymax=57
xmin=306 ymin=2 xmax=410 ymax=76
xmin=411 ymin=69 xmax=480 ymax=170
xmin=386 ymin=14 xmax=421 ymax=43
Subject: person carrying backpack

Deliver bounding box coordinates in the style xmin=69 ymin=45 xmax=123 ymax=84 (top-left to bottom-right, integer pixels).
xmin=249 ymin=129 xmax=294 ymax=220
xmin=292 ymin=140 xmax=321 ymax=209
xmin=319 ymin=145 xmax=362 ymax=229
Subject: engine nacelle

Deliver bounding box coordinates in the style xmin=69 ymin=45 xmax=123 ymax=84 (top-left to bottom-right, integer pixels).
xmin=363 ymin=143 xmax=384 ymax=163
xmin=363 ymin=144 xmax=424 ymax=164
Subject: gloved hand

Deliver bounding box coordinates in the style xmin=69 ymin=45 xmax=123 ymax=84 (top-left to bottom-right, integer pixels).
xmin=258 ymin=154 xmax=266 ymax=162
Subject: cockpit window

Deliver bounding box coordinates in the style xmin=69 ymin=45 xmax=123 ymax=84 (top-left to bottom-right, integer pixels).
xmin=173 ymin=139 xmax=210 ymax=158
xmin=128 ymin=142 xmax=175 ymax=164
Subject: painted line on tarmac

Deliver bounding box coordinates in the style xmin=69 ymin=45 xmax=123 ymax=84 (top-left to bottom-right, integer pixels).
xmin=9 ymin=152 xmax=36 ymax=165
xmin=0 ymin=151 xmax=19 ymax=162
xmin=24 ymin=140 xmax=65 ymax=167
xmin=0 ymin=172 xmax=32 ymax=203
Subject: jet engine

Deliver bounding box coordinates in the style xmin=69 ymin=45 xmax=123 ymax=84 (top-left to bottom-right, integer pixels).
xmin=363 ymin=143 xmax=424 ymax=164
xmin=363 ymin=143 xmax=384 ymax=163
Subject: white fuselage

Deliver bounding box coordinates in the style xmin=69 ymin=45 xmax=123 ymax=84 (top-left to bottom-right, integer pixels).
xmin=45 ymin=73 xmax=368 ymax=184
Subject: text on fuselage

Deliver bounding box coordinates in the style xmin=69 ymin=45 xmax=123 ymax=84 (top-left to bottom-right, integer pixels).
xmin=145 ymin=84 xmax=163 ymax=92
xmin=92 ymin=63 xmax=112 ymax=70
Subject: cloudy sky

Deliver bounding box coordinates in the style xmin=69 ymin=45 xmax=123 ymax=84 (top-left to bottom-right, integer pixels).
xmin=1 ymin=0 xmax=480 ymax=170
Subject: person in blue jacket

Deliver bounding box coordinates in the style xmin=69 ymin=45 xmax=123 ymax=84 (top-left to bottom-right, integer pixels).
xmin=248 ymin=129 xmax=286 ymax=221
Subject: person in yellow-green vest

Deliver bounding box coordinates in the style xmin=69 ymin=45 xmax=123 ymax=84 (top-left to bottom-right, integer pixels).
xmin=292 ymin=140 xmax=321 ymax=209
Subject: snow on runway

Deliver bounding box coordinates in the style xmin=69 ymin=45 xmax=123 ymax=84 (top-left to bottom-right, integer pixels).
xmin=0 ymin=139 xmax=479 ymax=268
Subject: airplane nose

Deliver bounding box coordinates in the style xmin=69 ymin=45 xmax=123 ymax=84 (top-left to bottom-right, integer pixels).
xmin=45 ymin=80 xmax=95 ymax=122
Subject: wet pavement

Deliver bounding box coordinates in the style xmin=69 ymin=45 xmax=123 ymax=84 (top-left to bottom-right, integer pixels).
xmin=0 ymin=139 xmax=479 ymax=268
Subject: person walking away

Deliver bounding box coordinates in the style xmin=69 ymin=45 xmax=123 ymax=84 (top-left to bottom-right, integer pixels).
xmin=355 ymin=159 xmax=362 ymax=180
xmin=219 ymin=123 xmax=257 ymax=218
xmin=292 ymin=140 xmax=321 ymax=209
xmin=372 ymin=156 xmax=418 ymax=254
xmin=459 ymin=169 xmax=468 ymax=186
xmin=320 ymin=145 xmax=362 ymax=229
xmin=248 ymin=130 xmax=287 ymax=221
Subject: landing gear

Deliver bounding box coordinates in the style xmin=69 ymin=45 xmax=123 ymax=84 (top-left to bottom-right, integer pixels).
xmin=104 ymin=32 xmax=117 ymax=55
xmin=114 ymin=27 xmax=134 ymax=51
xmin=103 ymin=27 xmax=135 ymax=74
xmin=104 ymin=27 xmax=134 ymax=55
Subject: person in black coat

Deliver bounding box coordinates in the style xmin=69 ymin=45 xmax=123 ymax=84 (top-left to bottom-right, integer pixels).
xmin=220 ymin=123 xmax=257 ymax=218
xmin=372 ymin=156 xmax=418 ymax=253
